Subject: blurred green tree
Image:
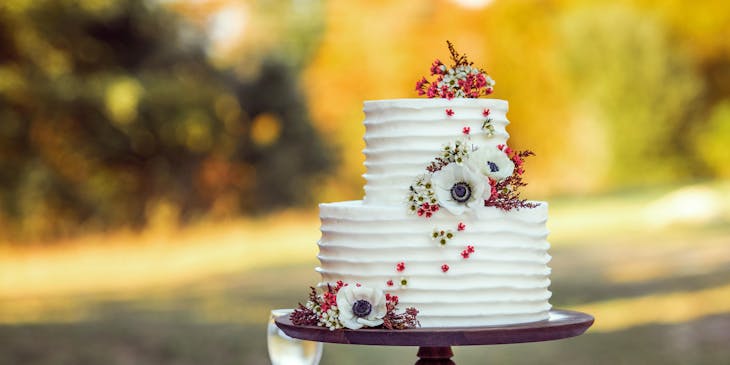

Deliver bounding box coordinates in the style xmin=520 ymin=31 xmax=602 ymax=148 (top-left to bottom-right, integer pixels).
xmin=557 ymin=5 xmax=704 ymax=186
xmin=0 ymin=0 xmax=333 ymax=240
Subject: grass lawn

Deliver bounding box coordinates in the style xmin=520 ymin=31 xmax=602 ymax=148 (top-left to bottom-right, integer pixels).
xmin=1 ymin=182 xmax=729 ymax=365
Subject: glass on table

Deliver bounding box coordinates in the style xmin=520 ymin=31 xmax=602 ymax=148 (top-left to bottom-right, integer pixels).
xmin=267 ymin=309 xmax=323 ymax=365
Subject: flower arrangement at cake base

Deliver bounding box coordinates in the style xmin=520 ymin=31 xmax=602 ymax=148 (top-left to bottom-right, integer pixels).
xmin=290 ymin=281 xmax=420 ymax=330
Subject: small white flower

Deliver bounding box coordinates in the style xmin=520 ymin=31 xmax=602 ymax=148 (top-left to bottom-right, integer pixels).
xmin=440 ymin=74 xmax=458 ymax=88
xmin=336 ymin=285 xmax=387 ymax=330
xmin=431 ymin=163 xmax=487 ymax=215
xmin=441 ymin=139 xmax=471 ymax=165
xmin=466 ymin=146 xmax=515 ymax=182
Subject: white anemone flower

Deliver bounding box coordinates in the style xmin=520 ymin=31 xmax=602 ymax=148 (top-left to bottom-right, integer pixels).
xmin=466 ymin=146 xmax=514 ymax=182
xmin=336 ymin=285 xmax=387 ymax=330
xmin=431 ymin=163 xmax=487 ymax=215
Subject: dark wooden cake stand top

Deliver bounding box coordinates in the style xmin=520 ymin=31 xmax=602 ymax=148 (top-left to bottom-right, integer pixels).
xmin=275 ymin=309 xmax=594 ymax=364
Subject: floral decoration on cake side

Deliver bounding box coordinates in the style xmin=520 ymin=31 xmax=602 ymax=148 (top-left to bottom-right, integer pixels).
xmin=407 ymin=137 xmax=538 ymax=217
xmin=290 ymin=281 xmax=420 ymax=330
xmin=408 ymin=42 xmax=539 ymax=218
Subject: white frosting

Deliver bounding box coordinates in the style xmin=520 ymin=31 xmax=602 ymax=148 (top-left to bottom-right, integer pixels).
xmin=315 ymin=98 xmax=552 ymax=328
xmin=363 ymin=98 xmax=509 ymax=205
xmin=317 ymin=201 xmax=552 ymax=328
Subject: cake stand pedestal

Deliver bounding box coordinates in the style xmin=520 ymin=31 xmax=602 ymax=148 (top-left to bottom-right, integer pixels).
xmin=275 ymin=309 xmax=594 ymax=364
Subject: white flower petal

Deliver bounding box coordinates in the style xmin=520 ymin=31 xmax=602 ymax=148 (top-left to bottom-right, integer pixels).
xmin=431 ymin=163 xmax=487 ymax=216
xmin=466 ymin=146 xmax=514 ymax=182
xmin=342 ymin=317 xmax=364 ymax=330
xmin=335 ymin=284 xmax=387 ymax=330
xmin=357 ymin=318 xmax=384 ymax=327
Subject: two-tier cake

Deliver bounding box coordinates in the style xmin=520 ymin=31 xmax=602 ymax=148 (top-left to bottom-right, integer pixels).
xmin=292 ymin=42 xmax=551 ymax=330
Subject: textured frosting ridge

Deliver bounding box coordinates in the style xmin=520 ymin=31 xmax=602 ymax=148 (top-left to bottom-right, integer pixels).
xmin=363 ymin=98 xmax=509 ymax=205
xmin=317 ymin=200 xmax=552 ymax=328
xmin=316 ymin=98 xmax=552 ymax=328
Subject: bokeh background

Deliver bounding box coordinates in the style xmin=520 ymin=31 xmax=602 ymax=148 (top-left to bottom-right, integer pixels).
xmin=2 ymin=0 xmax=730 ymax=364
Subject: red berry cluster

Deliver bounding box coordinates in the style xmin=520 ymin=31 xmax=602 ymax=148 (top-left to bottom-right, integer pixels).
xmin=385 ymin=293 xmax=400 ymax=306
xmin=461 ymin=245 xmax=475 ymax=259
xmin=417 ymin=202 xmax=439 ymax=218
xmin=497 ymin=144 xmax=526 ymax=175
xmin=320 ymin=280 xmax=348 ymax=312
xmin=320 ymin=290 xmax=338 ymax=312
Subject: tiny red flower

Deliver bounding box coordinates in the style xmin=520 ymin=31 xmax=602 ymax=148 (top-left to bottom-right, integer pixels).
xmin=427 ymin=84 xmax=438 ymax=98
xmin=387 ymin=280 xmax=394 ymax=287
xmin=356 ymin=283 xmax=362 ymax=287
xmin=457 ymin=222 xmax=466 ymax=231
xmin=467 ymin=245 xmax=475 ymax=253
xmin=418 ymin=202 xmax=438 ymax=217
xmin=441 ymin=264 xmax=450 ymax=272
xmin=396 ymin=262 xmax=406 ymax=272
xmin=446 ymin=108 xmax=454 ymax=116
xmin=497 ymin=144 xmax=505 ymax=151
xmin=483 ymin=108 xmax=491 ymax=117
xmin=462 ymin=126 xmax=470 ymax=135
xmin=461 ymin=250 xmax=470 ymax=259
xmin=430 ymin=59 xmax=444 ymax=75
xmin=476 ymin=74 xmax=487 ymax=87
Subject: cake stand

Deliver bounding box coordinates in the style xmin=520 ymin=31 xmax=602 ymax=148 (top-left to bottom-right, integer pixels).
xmin=275 ymin=309 xmax=594 ymax=364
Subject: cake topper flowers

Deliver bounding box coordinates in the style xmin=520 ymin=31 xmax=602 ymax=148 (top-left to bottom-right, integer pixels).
xmin=415 ymin=41 xmax=495 ymax=99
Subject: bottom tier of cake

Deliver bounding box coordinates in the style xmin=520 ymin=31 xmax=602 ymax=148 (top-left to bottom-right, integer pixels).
xmin=316 ymin=200 xmax=552 ymax=328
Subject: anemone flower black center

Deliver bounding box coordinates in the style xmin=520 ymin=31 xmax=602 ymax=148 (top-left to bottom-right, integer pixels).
xmin=352 ymin=300 xmax=372 ymax=318
xmin=488 ymin=161 xmax=499 ymax=172
xmin=450 ymin=182 xmax=472 ymax=203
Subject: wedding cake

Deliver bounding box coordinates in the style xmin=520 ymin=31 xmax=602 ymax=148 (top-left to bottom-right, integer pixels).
xmin=292 ymin=43 xmax=551 ymax=330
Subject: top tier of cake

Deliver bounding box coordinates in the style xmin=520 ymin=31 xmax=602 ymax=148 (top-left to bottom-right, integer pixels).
xmin=362 ymin=98 xmax=510 ymax=205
